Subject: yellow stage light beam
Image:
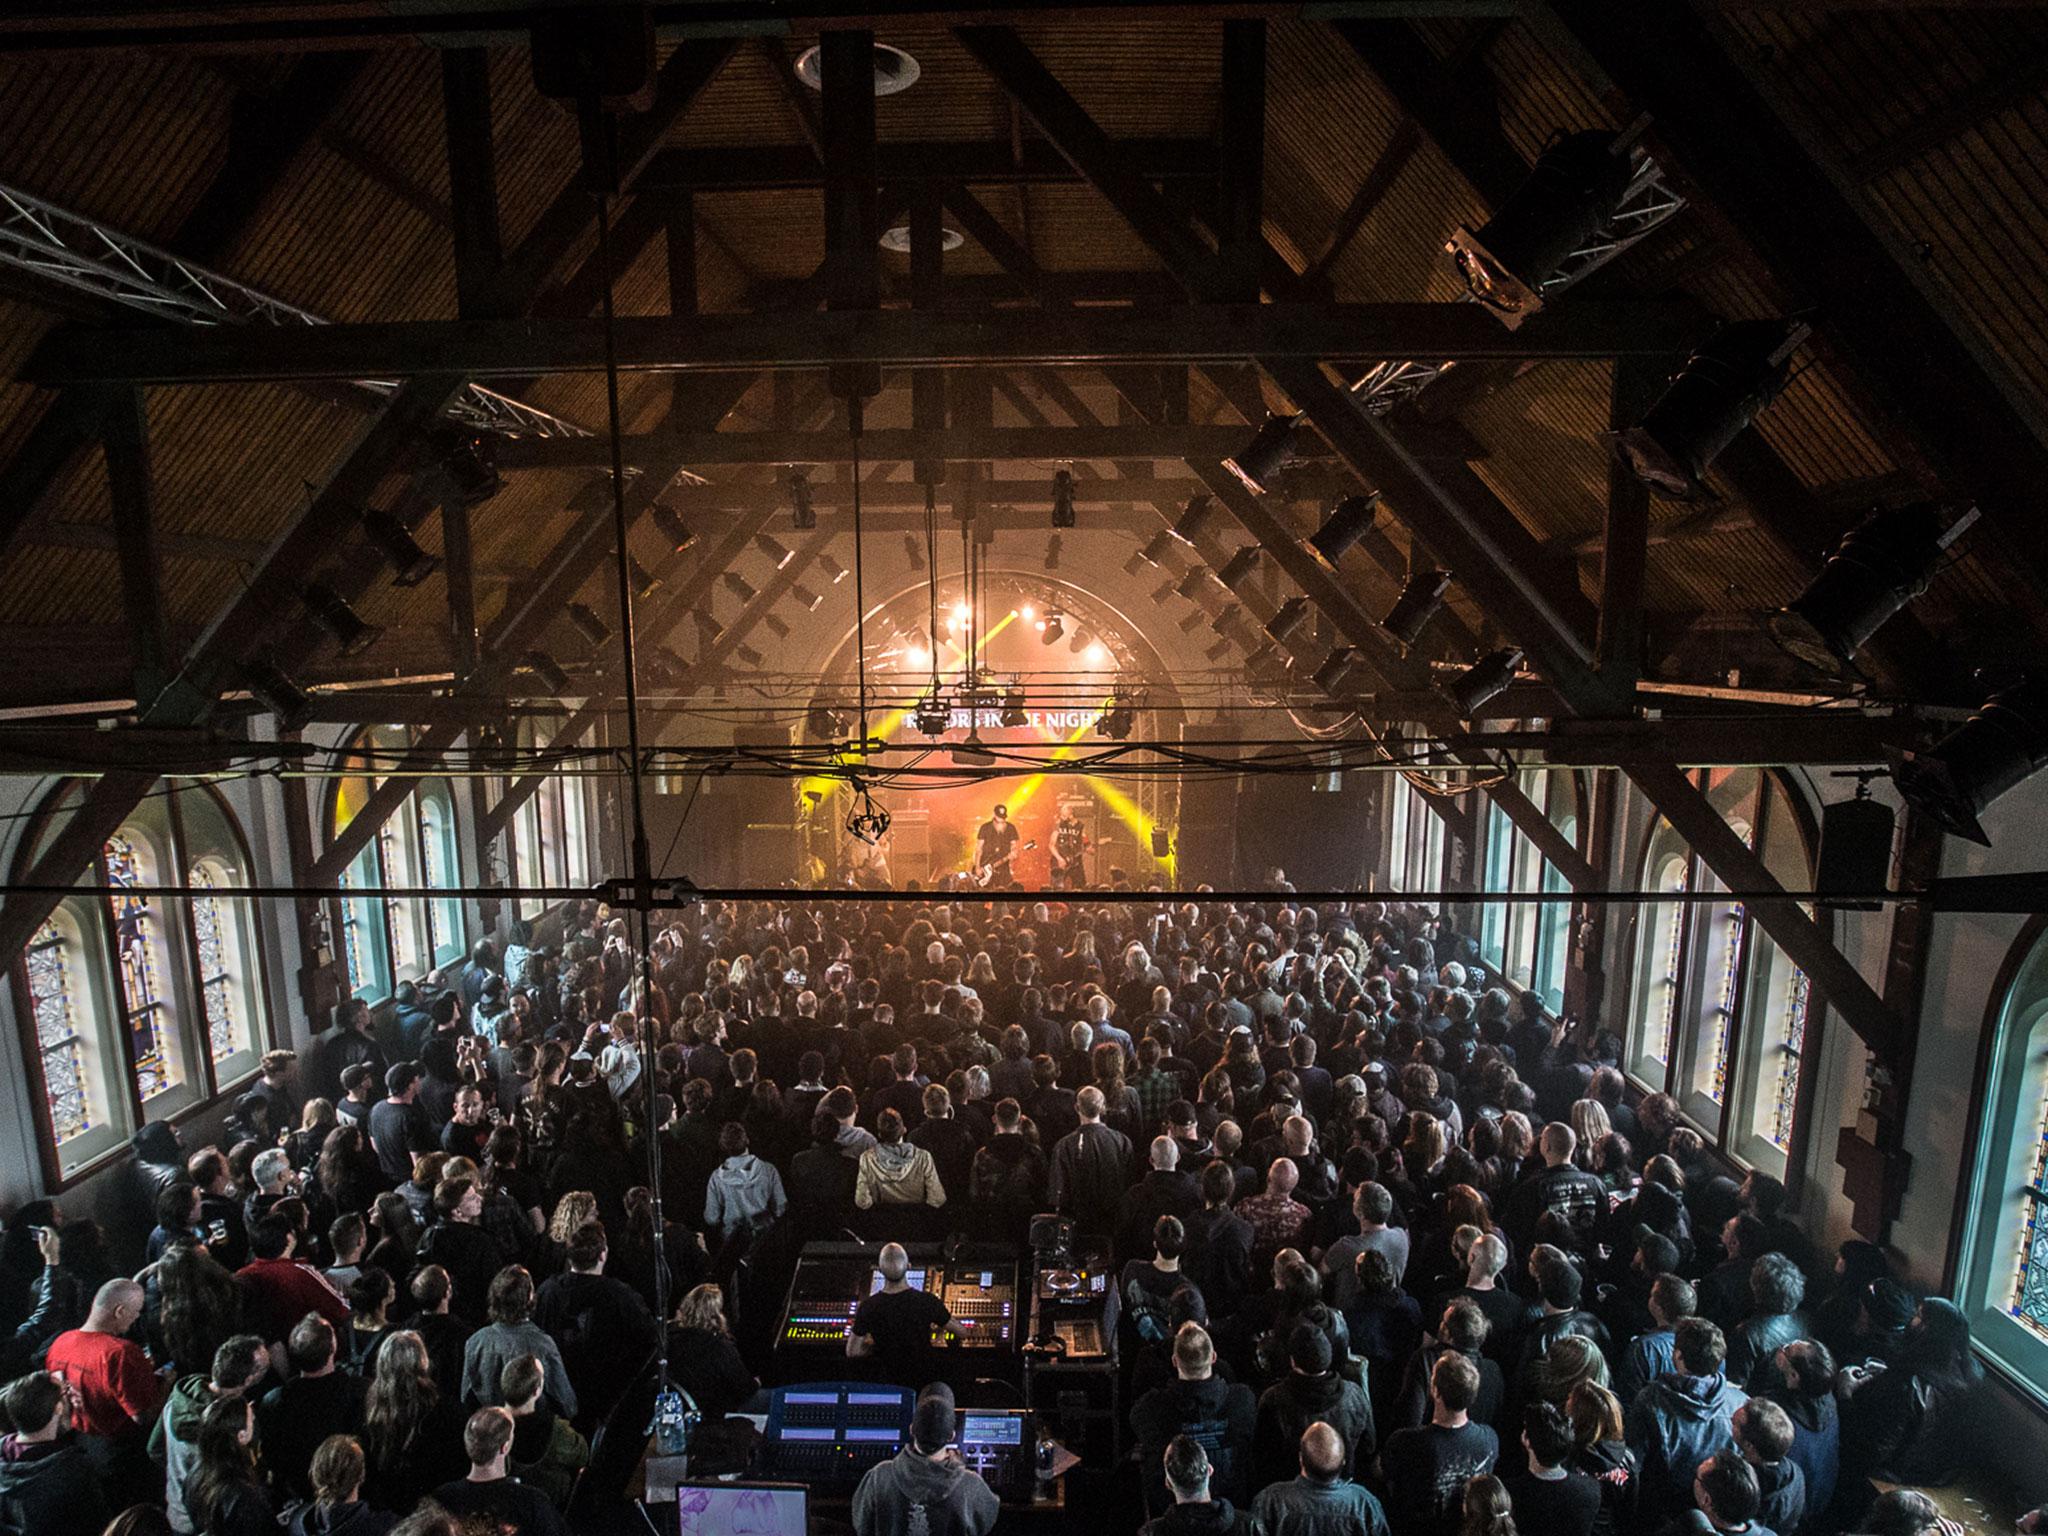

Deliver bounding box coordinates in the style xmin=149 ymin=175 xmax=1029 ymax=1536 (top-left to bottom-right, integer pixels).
xmin=1005 ymin=715 xmax=1095 ymax=815
xmin=1085 ymin=773 xmax=1174 ymax=876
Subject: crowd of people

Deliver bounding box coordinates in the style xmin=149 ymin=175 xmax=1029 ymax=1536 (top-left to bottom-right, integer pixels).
xmin=0 ymin=892 xmax=1999 ymax=1536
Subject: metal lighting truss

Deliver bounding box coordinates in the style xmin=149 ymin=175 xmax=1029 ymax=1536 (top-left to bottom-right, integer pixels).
xmin=0 ymin=179 xmax=591 ymax=441
xmin=1348 ymin=153 xmax=1687 ymax=415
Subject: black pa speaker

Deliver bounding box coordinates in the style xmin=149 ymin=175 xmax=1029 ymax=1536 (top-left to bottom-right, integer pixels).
xmin=1817 ymin=795 xmax=1895 ymax=908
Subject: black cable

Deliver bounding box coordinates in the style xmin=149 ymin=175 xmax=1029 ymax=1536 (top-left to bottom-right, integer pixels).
xmin=851 ymin=430 xmax=868 ymax=749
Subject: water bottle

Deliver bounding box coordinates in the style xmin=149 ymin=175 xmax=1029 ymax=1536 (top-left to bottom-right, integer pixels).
xmin=653 ymin=1389 xmax=691 ymax=1459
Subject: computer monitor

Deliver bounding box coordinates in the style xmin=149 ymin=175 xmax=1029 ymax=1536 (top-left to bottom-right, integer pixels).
xmin=868 ymin=1267 xmax=928 ymax=1294
xmin=676 ymin=1481 xmax=808 ymax=1536
xmin=960 ymin=1411 xmax=1026 ymax=1447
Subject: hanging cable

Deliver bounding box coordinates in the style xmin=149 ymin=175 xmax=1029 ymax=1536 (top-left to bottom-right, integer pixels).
xmin=851 ymin=431 xmax=868 ymax=749
xmin=924 ymin=485 xmax=941 ymax=702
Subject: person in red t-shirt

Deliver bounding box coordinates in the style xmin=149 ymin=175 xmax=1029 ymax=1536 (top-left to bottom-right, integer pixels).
xmin=43 ymin=1279 xmax=163 ymax=1442
xmin=235 ymin=1216 xmax=351 ymax=1345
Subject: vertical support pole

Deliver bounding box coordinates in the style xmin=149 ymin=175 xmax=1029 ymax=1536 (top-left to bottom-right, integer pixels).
xmin=820 ymin=29 xmax=880 ymax=418
xmin=102 ymin=387 xmax=170 ymax=708
xmin=441 ymin=48 xmax=505 ymax=320
xmin=664 ymin=189 xmax=698 ymax=419
xmin=442 ymin=501 xmax=479 ymax=681
xmin=910 ymin=183 xmax=948 ymax=488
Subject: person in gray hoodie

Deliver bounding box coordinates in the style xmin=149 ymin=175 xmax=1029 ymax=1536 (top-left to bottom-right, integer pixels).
xmin=850 ymin=1395 xmax=999 ymax=1536
xmin=704 ymin=1123 xmax=789 ymax=1237
xmin=150 ymin=1332 xmax=269 ymax=1536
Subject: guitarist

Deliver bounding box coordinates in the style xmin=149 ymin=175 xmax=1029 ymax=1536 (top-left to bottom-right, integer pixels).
xmin=1049 ymin=806 xmax=1091 ymax=891
xmin=973 ymin=803 xmax=1023 ymax=888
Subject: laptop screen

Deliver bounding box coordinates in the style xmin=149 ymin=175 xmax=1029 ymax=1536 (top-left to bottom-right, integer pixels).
xmin=677 ymin=1483 xmax=807 ymax=1536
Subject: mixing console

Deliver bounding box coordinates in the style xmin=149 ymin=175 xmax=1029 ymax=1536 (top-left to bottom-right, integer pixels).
xmin=760 ymin=1383 xmax=914 ymax=1495
xmin=776 ymin=1245 xmax=1019 ymax=1355
xmin=939 ymin=1269 xmax=1016 ymax=1349
xmin=1026 ymin=1250 xmax=1116 ymax=1361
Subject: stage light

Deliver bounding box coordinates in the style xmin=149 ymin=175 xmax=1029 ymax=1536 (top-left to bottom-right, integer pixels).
xmin=906 ymin=645 xmax=931 ymax=669
xmin=1205 ymin=636 xmax=1234 ymax=663
xmin=1383 ymin=569 xmax=1452 ymax=648
xmin=952 ymin=602 xmax=971 ymax=623
xmin=818 ymin=551 xmax=848 ymax=584
xmin=1178 ymin=608 xmax=1208 ymax=633
xmin=1447 ymin=127 xmax=1640 ymax=330
xmin=1122 ymin=548 xmax=1150 ymax=577
xmin=1892 ymin=676 xmax=2048 ymax=847
xmin=522 ymin=650 xmax=572 ymax=694
xmin=567 ymin=602 xmax=611 ymax=646
xmin=790 ymin=583 xmax=823 ymax=612
xmin=1150 ymin=580 xmax=1178 ymax=607
xmin=1019 ymin=604 xmax=1037 ymax=621
xmin=302 ymin=583 xmax=380 ymax=657
xmin=361 ymin=507 xmax=439 ymax=587
xmin=755 ymin=533 xmax=796 ymax=569
xmin=1175 ymin=567 xmax=1212 ymax=602
xmin=787 ymin=470 xmax=816 ymax=531
xmin=1212 ymin=604 xmax=1248 ymax=639
xmin=903 ymin=533 xmax=926 ymax=570
xmin=761 ymin=613 xmax=791 ymax=640
xmin=1139 ymin=531 xmax=1178 ymax=569
xmin=1051 ymin=468 xmax=1076 ymax=528
xmin=627 ymin=556 xmax=663 ymax=599
xmin=1039 ymin=613 xmax=1064 ymax=645
xmin=694 ymin=612 xmax=723 ymax=645
xmin=723 ymin=572 xmax=758 ymax=603
xmin=242 ymin=655 xmax=310 ymax=729
xmin=1069 ymin=629 xmax=1089 ymax=654
xmin=1446 ymin=647 xmax=1524 ymax=717
xmin=1170 ymin=494 xmax=1215 ymax=545
xmin=1084 ymin=642 xmax=1108 ymax=667
xmin=1097 ymin=687 xmax=1138 ymax=740
xmin=913 ymin=692 xmax=951 ymax=735
xmin=1265 ymin=596 xmax=1310 ymax=645
xmin=1769 ymin=502 xmax=1974 ymax=673
xmin=1045 ymin=534 xmax=1062 ymax=571
xmin=1216 ymin=545 xmax=1262 ymax=590
xmin=1607 ymin=318 xmax=1811 ymax=500
xmin=1309 ymin=493 xmax=1381 ymax=568
xmin=1312 ymin=645 xmax=1361 ymax=694
xmin=953 ymin=735 xmax=995 ymax=766
xmin=808 ymin=705 xmax=851 ymax=739
xmin=1001 ymin=683 xmax=1029 ymax=727
xmin=431 ymin=429 xmax=502 ymax=507
xmin=1224 ymin=413 xmax=1303 ymax=496
xmin=733 ymin=642 xmax=764 ymax=666
xmin=651 ymin=503 xmax=697 ymax=556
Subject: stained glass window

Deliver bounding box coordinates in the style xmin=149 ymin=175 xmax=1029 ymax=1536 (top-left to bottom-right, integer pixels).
xmin=26 ymin=921 xmax=94 ymax=1143
xmin=2010 ymin=1068 xmax=2048 ymax=1339
xmin=1702 ymin=898 xmax=1746 ymax=1105
xmin=1649 ymin=862 xmax=1689 ymax=1065
xmin=1770 ymin=967 xmax=1811 ymax=1152
xmin=379 ymin=820 xmax=421 ymax=978
xmin=189 ymin=863 xmax=247 ymax=1064
xmin=105 ymin=834 xmax=182 ymax=1103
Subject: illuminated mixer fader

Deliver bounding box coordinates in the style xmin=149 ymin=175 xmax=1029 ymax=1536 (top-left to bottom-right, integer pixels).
xmin=775 ymin=1246 xmax=1019 ymax=1355
xmin=760 ymin=1383 xmax=914 ymax=1495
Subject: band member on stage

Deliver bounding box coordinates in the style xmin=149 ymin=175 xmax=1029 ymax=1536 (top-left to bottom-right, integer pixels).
xmin=973 ymin=804 xmax=1022 ymax=888
xmin=842 ymin=825 xmax=893 ymax=889
xmin=1049 ymin=806 xmax=1090 ymax=891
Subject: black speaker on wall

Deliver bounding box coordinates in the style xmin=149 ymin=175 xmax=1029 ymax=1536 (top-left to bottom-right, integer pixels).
xmin=1817 ymin=794 xmax=1895 ymax=908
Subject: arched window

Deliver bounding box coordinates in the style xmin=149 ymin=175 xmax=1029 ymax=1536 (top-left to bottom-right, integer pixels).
xmin=1957 ymin=920 xmax=2048 ymax=1403
xmin=11 ymin=781 xmax=273 ymax=1182
xmin=1386 ymin=769 xmax=1446 ymax=894
xmin=509 ymin=716 xmax=592 ymax=918
xmin=1480 ymin=769 xmax=1581 ymax=1012
xmin=1622 ymin=768 xmax=1819 ymax=1177
xmin=331 ymin=727 xmax=458 ymax=1001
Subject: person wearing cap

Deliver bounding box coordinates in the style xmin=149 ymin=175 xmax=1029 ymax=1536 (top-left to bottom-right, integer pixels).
xmin=1248 ymin=1421 xmax=1390 ymax=1536
xmin=850 ymin=1391 xmax=1000 ymax=1536
xmin=1251 ymin=1323 xmax=1375 ymax=1490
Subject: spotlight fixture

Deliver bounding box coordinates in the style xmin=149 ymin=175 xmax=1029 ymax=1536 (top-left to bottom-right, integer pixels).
xmin=302 ymin=582 xmax=380 ymax=657
xmin=1044 ymin=534 xmax=1062 ymax=571
xmin=647 ymin=645 xmax=689 ymax=688
xmin=903 ymin=533 xmax=926 ymax=570
xmin=761 ymin=613 xmax=791 ymax=640
xmin=1768 ymin=502 xmax=1975 ymax=673
xmin=650 ymin=503 xmax=697 ymax=556
xmin=1265 ymin=596 xmax=1310 ymax=645
xmin=1178 ymin=608 xmax=1208 ymax=633
xmin=1175 ymin=567 xmax=1212 ymax=601
xmin=567 ymin=602 xmax=611 ymax=646
xmin=723 ymin=572 xmax=758 ymax=603
xmin=1892 ymin=676 xmax=2048 ymax=847
xmin=787 ymin=471 xmax=815 ymax=531
xmin=952 ymin=734 xmax=996 ymax=766
xmin=431 ymin=429 xmax=502 ymax=507
xmin=1068 ymin=629 xmax=1089 ymax=655
xmin=818 ymin=551 xmax=848 ymax=584
xmin=1039 ymin=612 xmax=1065 ymax=645
xmin=733 ymin=642 xmax=763 ymax=667
xmin=1312 ymin=645 xmax=1361 ymax=694
xmin=628 ymin=556 xmax=663 ymax=599
xmin=790 ymin=583 xmax=823 ymax=612
xmin=1446 ymin=126 xmax=1642 ymax=329
xmin=1084 ymin=641 xmax=1109 ymax=667
xmin=361 ymin=507 xmax=439 ymax=587
xmin=1308 ymin=493 xmax=1382 ymax=568
xmin=694 ymin=612 xmax=723 ymax=646
xmin=1223 ymin=413 xmax=1303 ymax=496
xmin=754 ymin=533 xmax=795 ymax=569
xmin=913 ymin=691 xmax=951 ymax=735
xmin=522 ymin=650 xmax=572 ymax=694
xmin=1051 ymin=468 xmax=1076 ymax=529
xmin=1445 ymin=647 xmax=1525 ymax=717
xmin=1151 ymin=580 xmax=1178 ymax=606
xmin=1211 ymin=604 xmax=1248 ymax=639
xmin=1122 ymin=548 xmax=1151 ymax=577
xmin=1606 ymin=318 xmax=1812 ymax=500
xmin=1139 ymin=531 xmax=1178 ymax=569
xmin=808 ymin=704 xmax=851 ymax=739
xmin=242 ymin=655 xmax=310 ymax=730
xmin=1383 ymin=569 xmax=1453 ymax=648
xmin=1096 ymin=687 xmax=1138 ymax=741
xmin=879 ymin=222 xmax=965 ymax=253
xmin=1170 ymin=494 xmax=1215 ymax=545
xmin=1216 ymin=545 xmax=1262 ymax=589
xmin=1001 ymin=682 xmax=1029 ymax=728
xmin=1205 ymin=636 xmax=1234 ymax=663
xmin=794 ymin=40 xmax=921 ymax=96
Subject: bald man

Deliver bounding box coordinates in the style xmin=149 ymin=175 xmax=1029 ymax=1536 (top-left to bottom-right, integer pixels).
xmin=1049 ymin=1085 xmax=1134 ymax=1237
xmin=848 ymin=1243 xmax=957 ymax=1387
xmin=1235 ymin=1158 xmax=1312 ymax=1266
xmin=1118 ymin=1134 xmax=1203 ymax=1268
xmin=45 ymin=1278 xmax=166 ymax=1500
xmin=1250 ymin=1422 xmax=1391 ymax=1536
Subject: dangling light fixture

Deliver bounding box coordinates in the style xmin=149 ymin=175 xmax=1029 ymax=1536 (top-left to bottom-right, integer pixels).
xmin=1383 ymin=569 xmax=1452 ymax=648
xmin=1768 ymin=502 xmax=1974 ymax=673
xmin=1308 ymin=493 xmax=1381 ymax=568
xmin=1445 ymin=647 xmax=1524 ymax=716
xmin=1224 ymin=414 xmax=1303 ymax=496
xmin=361 ymin=507 xmax=439 ymax=587
xmin=1606 ymin=319 xmax=1811 ymax=499
xmin=303 ymin=583 xmax=380 ymax=657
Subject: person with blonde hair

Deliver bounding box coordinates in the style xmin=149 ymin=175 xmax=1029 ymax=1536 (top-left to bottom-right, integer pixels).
xmin=286 ymin=1435 xmax=388 ymax=1536
xmin=667 ymin=1283 xmax=758 ymax=1418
